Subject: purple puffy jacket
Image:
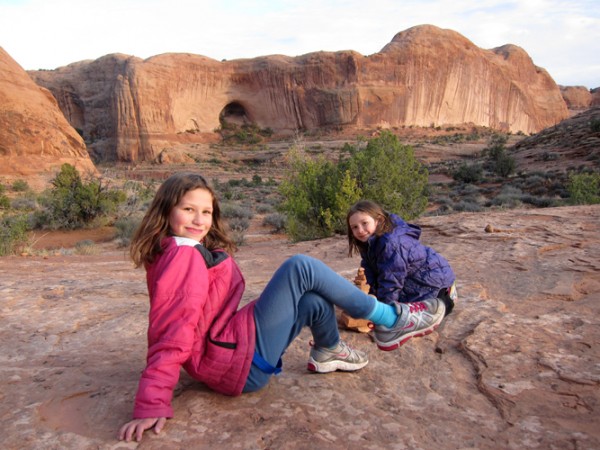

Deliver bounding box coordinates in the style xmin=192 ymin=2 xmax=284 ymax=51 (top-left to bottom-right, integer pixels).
xmin=361 ymin=214 xmax=455 ymax=304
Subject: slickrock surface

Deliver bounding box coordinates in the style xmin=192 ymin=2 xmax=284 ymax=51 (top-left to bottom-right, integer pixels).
xmin=1 ymin=205 xmax=598 ymax=449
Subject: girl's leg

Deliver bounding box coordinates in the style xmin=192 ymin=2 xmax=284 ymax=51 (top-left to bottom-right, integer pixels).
xmin=244 ymin=291 xmax=339 ymax=391
xmin=257 ymin=254 xmax=376 ymax=318
xmin=243 ymin=254 xmax=375 ymax=392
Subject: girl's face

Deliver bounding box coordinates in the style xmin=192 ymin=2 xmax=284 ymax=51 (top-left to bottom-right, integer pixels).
xmin=169 ymin=188 xmax=214 ymax=242
xmin=349 ymin=211 xmax=378 ymax=242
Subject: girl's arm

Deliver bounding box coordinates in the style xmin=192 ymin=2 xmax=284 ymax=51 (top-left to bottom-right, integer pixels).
xmin=374 ymin=239 xmax=409 ymax=304
xmin=132 ymin=245 xmax=209 ymax=419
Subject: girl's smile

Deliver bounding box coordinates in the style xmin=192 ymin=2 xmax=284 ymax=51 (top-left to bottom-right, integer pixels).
xmin=349 ymin=212 xmax=378 ymax=242
xmin=169 ymin=188 xmax=213 ymax=242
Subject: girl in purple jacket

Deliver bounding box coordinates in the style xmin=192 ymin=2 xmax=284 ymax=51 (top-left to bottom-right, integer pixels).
xmin=347 ymin=200 xmax=457 ymax=351
xmin=119 ymin=173 xmax=444 ymax=442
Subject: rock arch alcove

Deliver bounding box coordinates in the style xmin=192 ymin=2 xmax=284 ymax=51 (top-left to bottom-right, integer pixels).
xmin=219 ymin=101 xmax=252 ymax=127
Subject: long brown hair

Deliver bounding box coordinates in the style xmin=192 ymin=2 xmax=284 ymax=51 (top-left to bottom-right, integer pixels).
xmin=346 ymin=200 xmax=394 ymax=257
xmin=130 ymin=173 xmax=237 ymax=268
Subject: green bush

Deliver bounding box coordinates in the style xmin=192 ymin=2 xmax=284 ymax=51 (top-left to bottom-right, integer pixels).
xmin=263 ymin=213 xmax=286 ymax=232
xmin=0 ymin=194 xmax=9 ymax=209
xmin=483 ymin=134 xmax=516 ymax=178
xmin=494 ymin=154 xmax=516 ymax=177
xmin=344 ymin=131 xmax=429 ymax=219
xmin=567 ymin=172 xmax=600 ymax=204
xmin=114 ymin=215 xmax=143 ymax=247
xmin=228 ymin=217 xmax=250 ymax=232
xmin=279 ymin=151 xmax=355 ymax=240
xmin=12 ymin=179 xmax=29 ymax=192
xmin=221 ymin=203 xmax=253 ymax=220
xmin=279 ymin=131 xmax=428 ymax=241
xmin=34 ymin=164 xmax=126 ymax=229
xmin=453 ymin=163 xmax=483 ymax=183
xmin=0 ymin=214 xmax=30 ymax=255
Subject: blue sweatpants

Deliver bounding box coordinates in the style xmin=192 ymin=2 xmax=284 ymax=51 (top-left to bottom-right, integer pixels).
xmin=243 ymin=254 xmax=376 ymax=392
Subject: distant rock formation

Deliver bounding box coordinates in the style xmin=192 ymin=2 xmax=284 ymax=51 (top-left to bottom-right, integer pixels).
xmin=592 ymin=88 xmax=600 ymax=106
xmin=0 ymin=47 xmax=97 ymax=187
xmin=28 ymin=25 xmax=570 ymax=164
xmin=560 ymin=85 xmax=593 ymax=110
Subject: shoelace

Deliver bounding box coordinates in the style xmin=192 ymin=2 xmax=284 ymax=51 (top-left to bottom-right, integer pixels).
xmin=408 ymin=302 xmax=428 ymax=313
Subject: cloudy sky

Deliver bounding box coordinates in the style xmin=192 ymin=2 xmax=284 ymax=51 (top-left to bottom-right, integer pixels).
xmin=1 ymin=0 xmax=598 ymax=88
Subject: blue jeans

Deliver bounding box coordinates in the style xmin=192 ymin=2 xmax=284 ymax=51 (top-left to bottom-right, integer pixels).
xmin=243 ymin=254 xmax=376 ymax=392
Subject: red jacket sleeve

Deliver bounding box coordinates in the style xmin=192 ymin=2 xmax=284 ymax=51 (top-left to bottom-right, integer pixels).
xmin=133 ymin=244 xmax=208 ymax=419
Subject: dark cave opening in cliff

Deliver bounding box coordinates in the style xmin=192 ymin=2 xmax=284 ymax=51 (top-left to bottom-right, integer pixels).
xmin=219 ymin=102 xmax=251 ymax=128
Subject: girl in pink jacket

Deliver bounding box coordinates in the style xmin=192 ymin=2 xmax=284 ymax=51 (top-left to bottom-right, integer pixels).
xmin=118 ymin=172 xmax=444 ymax=442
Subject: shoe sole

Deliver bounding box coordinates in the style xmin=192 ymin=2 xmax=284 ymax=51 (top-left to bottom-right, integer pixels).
xmin=376 ymin=322 xmax=441 ymax=351
xmin=306 ymin=358 xmax=369 ymax=373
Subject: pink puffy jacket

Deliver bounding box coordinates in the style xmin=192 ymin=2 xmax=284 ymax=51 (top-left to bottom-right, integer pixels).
xmin=133 ymin=236 xmax=256 ymax=419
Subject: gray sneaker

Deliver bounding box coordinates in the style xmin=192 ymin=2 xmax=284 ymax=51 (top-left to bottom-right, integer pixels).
xmin=307 ymin=340 xmax=369 ymax=373
xmin=373 ymin=298 xmax=446 ymax=351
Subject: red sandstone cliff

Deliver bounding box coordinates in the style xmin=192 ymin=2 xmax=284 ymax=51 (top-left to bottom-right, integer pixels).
xmin=560 ymin=85 xmax=593 ymax=111
xmin=27 ymin=25 xmax=569 ymax=163
xmin=0 ymin=47 xmax=97 ymax=187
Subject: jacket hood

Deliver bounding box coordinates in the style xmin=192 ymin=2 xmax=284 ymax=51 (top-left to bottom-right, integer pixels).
xmin=389 ymin=213 xmax=421 ymax=240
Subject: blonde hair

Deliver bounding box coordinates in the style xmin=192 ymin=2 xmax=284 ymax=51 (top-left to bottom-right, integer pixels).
xmin=346 ymin=200 xmax=393 ymax=257
xmin=130 ymin=173 xmax=237 ymax=267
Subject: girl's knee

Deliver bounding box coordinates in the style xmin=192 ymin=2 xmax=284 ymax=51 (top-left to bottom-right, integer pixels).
xmin=285 ymin=254 xmax=314 ymax=268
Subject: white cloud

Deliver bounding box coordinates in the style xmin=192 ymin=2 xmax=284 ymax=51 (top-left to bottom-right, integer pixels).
xmin=0 ymin=0 xmax=598 ymax=87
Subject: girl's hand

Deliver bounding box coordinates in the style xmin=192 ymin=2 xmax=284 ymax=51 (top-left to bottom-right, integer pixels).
xmin=118 ymin=417 xmax=167 ymax=442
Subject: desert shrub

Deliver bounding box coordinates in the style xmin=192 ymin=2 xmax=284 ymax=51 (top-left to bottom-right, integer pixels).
xmin=493 ymin=153 xmax=517 ymax=177
xmin=252 ymin=174 xmax=263 ymax=186
xmin=114 ymin=215 xmax=143 ymax=247
xmin=591 ymin=119 xmax=600 ymax=133
xmin=74 ymin=239 xmax=100 ymax=255
xmin=279 ymin=152 xmax=361 ymax=241
xmin=120 ymin=180 xmax=156 ymax=215
xmin=256 ymin=203 xmax=274 ymax=214
xmin=218 ymin=122 xmax=267 ymax=145
xmin=12 ymin=179 xmax=29 ymax=192
xmin=488 ymin=185 xmax=524 ymax=208
xmin=521 ymin=174 xmax=548 ymax=189
xmin=10 ymin=196 xmax=37 ymax=210
xmin=279 ymin=131 xmax=428 ymax=241
xmin=453 ymin=163 xmax=483 ymax=183
xmin=219 ymin=203 xmax=253 ymax=246
xmin=541 ymin=152 xmax=559 ymax=161
xmin=344 ymin=131 xmax=429 ymax=219
xmin=0 ymin=194 xmax=9 ymax=209
xmin=0 ymin=214 xmax=30 ymax=255
xmin=520 ymin=195 xmax=560 ymax=208
xmin=227 ymin=217 xmax=250 ymax=233
xmin=263 ymin=213 xmax=286 ymax=232
xmin=457 ymin=184 xmax=481 ymax=196
xmin=567 ymin=171 xmax=600 ymax=204
xmin=484 ymin=134 xmax=508 ymax=158
xmin=34 ymin=164 xmax=126 ymax=230
xmin=482 ymin=134 xmax=516 ymax=178
xmin=221 ymin=203 xmax=253 ymax=220
xmin=453 ymin=200 xmax=483 ymax=212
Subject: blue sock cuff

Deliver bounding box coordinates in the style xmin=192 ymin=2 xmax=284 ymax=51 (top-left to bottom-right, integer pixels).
xmin=365 ymin=300 xmax=397 ymax=328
